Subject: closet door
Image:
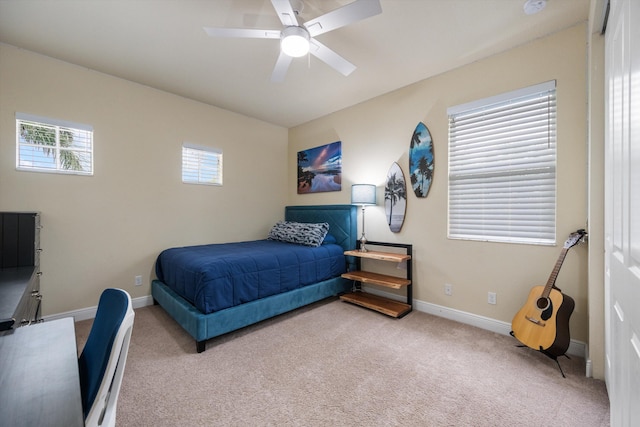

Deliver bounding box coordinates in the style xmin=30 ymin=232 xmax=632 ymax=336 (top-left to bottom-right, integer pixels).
xmin=605 ymin=0 xmax=640 ymax=424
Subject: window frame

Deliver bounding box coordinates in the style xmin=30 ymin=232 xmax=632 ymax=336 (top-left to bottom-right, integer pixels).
xmin=16 ymin=113 xmax=94 ymax=176
xmin=181 ymin=143 xmax=223 ymax=186
xmin=447 ymin=80 xmax=557 ymax=246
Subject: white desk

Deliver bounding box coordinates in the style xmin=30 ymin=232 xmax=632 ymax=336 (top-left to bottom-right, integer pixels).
xmin=0 ymin=317 xmax=84 ymax=426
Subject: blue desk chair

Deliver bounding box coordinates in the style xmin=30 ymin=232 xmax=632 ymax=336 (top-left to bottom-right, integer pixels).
xmin=79 ymin=288 xmax=135 ymax=427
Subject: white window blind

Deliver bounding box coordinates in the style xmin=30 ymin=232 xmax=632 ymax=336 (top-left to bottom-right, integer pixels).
xmin=16 ymin=113 xmax=93 ymax=175
xmin=182 ymin=143 xmax=222 ymax=186
xmin=447 ymin=81 xmax=557 ymax=245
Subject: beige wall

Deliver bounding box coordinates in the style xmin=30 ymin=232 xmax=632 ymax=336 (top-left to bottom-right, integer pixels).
xmin=288 ymin=24 xmax=591 ymax=346
xmin=0 ymin=44 xmax=288 ymax=315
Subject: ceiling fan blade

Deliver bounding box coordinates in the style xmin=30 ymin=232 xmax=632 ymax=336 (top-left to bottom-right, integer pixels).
xmin=271 ymin=50 xmax=294 ymax=82
xmin=203 ymin=27 xmax=281 ymax=39
xmin=304 ymin=0 xmax=382 ymax=38
xmin=270 ymin=0 xmax=299 ymax=26
xmin=309 ymin=39 xmax=356 ymax=76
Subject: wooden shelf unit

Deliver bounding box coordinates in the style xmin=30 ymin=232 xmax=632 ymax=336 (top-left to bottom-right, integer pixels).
xmin=340 ymin=241 xmax=412 ymax=318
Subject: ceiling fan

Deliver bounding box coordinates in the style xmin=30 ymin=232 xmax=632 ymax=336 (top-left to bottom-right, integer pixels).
xmin=204 ymin=0 xmax=382 ymax=82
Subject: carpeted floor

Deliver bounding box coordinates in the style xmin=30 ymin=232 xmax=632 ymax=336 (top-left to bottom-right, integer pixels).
xmin=75 ymin=298 xmax=610 ymax=426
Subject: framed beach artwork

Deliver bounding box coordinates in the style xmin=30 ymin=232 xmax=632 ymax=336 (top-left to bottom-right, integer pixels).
xmin=297 ymin=141 xmax=342 ymax=194
xmin=409 ymin=122 xmax=434 ymax=198
xmin=385 ymin=162 xmax=407 ymax=232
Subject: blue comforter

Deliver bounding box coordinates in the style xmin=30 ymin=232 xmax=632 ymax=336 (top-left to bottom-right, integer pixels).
xmin=155 ymin=239 xmax=346 ymax=314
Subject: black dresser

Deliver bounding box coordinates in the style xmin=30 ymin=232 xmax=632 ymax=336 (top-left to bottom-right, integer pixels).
xmin=0 ymin=212 xmax=42 ymax=331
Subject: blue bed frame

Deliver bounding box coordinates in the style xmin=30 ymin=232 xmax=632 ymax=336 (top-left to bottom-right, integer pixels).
xmin=151 ymin=204 xmax=357 ymax=353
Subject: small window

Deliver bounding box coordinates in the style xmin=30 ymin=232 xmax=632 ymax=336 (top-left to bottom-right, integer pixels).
xmin=447 ymin=81 xmax=557 ymax=245
xmin=16 ymin=113 xmax=93 ymax=175
xmin=182 ymin=143 xmax=222 ymax=186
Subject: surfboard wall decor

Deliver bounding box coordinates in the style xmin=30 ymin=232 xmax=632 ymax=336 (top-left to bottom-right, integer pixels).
xmin=409 ymin=122 xmax=434 ymax=198
xmin=385 ymin=162 xmax=407 ymax=232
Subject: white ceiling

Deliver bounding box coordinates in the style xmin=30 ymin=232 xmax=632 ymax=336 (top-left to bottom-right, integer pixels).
xmin=0 ymin=0 xmax=589 ymax=128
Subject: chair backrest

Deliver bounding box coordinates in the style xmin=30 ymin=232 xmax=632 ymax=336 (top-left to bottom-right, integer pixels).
xmin=79 ymin=288 xmax=135 ymax=427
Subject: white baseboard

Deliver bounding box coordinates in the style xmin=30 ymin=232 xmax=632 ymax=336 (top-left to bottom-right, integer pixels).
xmin=44 ymin=289 xmax=587 ymax=364
xmin=42 ymin=295 xmax=154 ymax=323
xmin=363 ymin=286 xmax=586 ymax=359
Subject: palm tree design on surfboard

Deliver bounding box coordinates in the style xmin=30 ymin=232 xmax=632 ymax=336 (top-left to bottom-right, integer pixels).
xmin=385 ymin=162 xmax=407 ymax=232
xmin=409 ymin=122 xmax=434 ymax=198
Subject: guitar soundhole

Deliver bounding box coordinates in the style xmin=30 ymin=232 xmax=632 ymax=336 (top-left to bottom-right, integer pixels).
xmin=538 ymin=297 xmax=554 ymax=321
xmin=536 ymin=297 xmax=549 ymax=310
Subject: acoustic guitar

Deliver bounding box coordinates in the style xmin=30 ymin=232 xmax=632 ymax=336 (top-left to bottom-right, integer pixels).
xmin=510 ymin=229 xmax=586 ymax=358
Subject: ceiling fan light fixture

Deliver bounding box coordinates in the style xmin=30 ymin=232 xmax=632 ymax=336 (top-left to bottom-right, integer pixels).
xmin=281 ymin=26 xmax=310 ymax=57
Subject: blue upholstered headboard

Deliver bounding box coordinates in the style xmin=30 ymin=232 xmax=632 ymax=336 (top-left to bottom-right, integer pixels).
xmin=284 ymin=205 xmax=357 ymax=254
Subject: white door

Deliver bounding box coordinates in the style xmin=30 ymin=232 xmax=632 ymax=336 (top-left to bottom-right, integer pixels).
xmin=605 ymin=0 xmax=640 ymax=424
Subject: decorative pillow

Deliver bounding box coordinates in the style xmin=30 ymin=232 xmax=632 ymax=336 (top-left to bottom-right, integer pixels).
xmin=268 ymin=221 xmax=330 ymax=247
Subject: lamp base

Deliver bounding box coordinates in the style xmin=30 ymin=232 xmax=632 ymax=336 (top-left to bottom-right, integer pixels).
xmin=359 ymin=234 xmax=368 ymax=252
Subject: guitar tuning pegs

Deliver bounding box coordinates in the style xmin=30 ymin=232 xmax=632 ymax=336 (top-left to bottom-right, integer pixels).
xmin=578 ymin=229 xmax=588 ymax=243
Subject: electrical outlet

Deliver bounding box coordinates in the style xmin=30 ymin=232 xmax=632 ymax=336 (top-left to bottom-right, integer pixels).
xmin=488 ymin=292 xmax=497 ymax=305
xmin=135 ymin=275 xmax=143 ymax=286
xmin=444 ymin=283 xmax=453 ymax=296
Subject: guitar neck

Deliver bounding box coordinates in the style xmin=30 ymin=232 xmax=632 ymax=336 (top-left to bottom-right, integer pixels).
xmin=541 ymin=248 xmax=569 ymax=298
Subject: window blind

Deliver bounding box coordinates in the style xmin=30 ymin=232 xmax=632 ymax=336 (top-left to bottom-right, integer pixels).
xmin=447 ymin=81 xmax=557 ymax=245
xmin=182 ymin=143 xmax=222 ymax=185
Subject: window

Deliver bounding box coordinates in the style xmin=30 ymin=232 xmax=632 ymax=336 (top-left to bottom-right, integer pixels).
xmin=16 ymin=113 xmax=93 ymax=175
xmin=182 ymin=143 xmax=222 ymax=186
xmin=447 ymin=81 xmax=557 ymax=245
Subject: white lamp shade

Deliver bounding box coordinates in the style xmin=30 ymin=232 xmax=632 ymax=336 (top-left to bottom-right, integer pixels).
xmin=351 ymin=184 xmax=376 ymax=205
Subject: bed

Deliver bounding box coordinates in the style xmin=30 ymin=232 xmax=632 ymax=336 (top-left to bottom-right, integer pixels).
xmin=151 ymin=204 xmax=357 ymax=353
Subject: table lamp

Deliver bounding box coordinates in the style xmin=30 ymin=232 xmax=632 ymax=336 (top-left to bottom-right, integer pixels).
xmin=351 ymin=184 xmax=376 ymax=252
